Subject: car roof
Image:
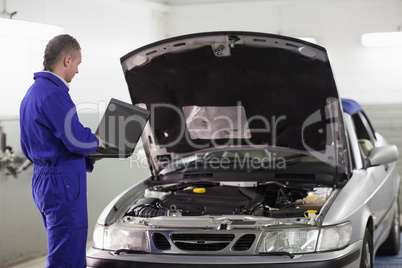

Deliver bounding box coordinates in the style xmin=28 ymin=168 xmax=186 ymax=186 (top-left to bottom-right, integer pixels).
xmin=342 ymin=98 xmax=363 ymax=115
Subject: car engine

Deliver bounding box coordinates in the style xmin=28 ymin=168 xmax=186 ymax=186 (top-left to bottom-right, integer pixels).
xmin=124 ymin=182 xmax=332 ymax=219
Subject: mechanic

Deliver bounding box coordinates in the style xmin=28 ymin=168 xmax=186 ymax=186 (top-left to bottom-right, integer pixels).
xmin=20 ymin=34 xmax=103 ymax=268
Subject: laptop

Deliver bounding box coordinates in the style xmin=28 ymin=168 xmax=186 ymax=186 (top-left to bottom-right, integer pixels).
xmin=89 ymin=98 xmax=150 ymax=158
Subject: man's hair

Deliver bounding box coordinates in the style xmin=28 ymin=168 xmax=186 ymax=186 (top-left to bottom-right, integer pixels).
xmin=43 ymin=34 xmax=81 ymax=72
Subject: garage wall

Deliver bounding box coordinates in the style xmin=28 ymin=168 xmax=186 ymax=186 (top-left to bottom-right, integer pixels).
xmin=0 ymin=115 xmax=151 ymax=268
xmin=2 ymin=0 xmax=402 ymax=267
xmin=0 ymin=0 xmax=164 ymax=267
xmin=166 ymin=0 xmax=402 ymax=104
xmin=165 ymin=0 xmax=402 ymax=202
xmin=363 ymin=103 xmax=402 ymax=174
xmin=0 ymin=0 xmax=168 ymax=116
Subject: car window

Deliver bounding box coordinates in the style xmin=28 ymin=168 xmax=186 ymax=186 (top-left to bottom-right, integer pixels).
xmin=351 ymin=111 xmax=376 ymax=158
xmin=359 ymin=111 xmax=377 ymax=141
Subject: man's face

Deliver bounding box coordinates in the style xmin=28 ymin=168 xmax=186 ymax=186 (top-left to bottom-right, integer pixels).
xmin=65 ymin=50 xmax=82 ymax=83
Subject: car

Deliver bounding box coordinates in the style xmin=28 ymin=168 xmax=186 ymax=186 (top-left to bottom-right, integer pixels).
xmin=86 ymin=31 xmax=400 ymax=268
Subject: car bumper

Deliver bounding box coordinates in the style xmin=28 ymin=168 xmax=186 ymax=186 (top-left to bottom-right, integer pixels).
xmin=86 ymin=240 xmax=361 ymax=268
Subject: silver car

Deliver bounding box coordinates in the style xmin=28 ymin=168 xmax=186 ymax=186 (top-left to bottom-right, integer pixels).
xmin=86 ymin=32 xmax=400 ymax=268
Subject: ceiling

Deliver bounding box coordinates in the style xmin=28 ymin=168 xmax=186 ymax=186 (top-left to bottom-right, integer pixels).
xmin=145 ymin=0 xmax=269 ymax=5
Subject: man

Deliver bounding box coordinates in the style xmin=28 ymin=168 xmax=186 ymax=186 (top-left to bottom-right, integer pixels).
xmin=20 ymin=34 xmax=103 ymax=268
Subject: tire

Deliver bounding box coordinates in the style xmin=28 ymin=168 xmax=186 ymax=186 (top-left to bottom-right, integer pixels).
xmin=360 ymin=227 xmax=373 ymax=268
xmin=377 ymin=201 xmax=400 ymax=255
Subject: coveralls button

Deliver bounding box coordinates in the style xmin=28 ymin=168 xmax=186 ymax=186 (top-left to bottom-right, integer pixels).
xmin=66 ymin=185 xmax=70 ymax=188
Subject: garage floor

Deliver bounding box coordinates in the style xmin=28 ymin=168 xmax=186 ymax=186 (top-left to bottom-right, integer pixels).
xmin=7 ymin=235 xmax=402 ymax=268
xmin=7 ymin=241 xmax=92 ymax=268
xmin=374 ymin=234 xmax=402 ymax=268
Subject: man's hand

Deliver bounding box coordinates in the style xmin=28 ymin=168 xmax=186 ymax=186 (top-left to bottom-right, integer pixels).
xmin=96 ymin=135 xmax=105 ymax=148
xmin=94 ymin=135 xmax=104 ymax=162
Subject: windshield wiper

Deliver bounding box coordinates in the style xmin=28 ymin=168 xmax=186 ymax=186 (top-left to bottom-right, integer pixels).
xmin=259 ymin=251 xmax=295 ymax=259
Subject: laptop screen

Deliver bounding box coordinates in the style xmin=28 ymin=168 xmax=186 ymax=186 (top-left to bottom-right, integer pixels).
xmin=96 ymin=98 xmax=150 ymax=154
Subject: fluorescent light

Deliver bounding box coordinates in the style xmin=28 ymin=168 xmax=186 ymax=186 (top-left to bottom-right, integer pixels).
xmin=0 ymin=19 xmax=64 ymax=116
xmin=0 ymin=18 xmax=64 ymax=40
xmin=361 ymin=32 xmax=402 ymax=47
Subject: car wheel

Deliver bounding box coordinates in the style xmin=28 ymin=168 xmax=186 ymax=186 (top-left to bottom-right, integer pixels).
xmin=377 ymin=200 xmax=400 ymax=255
xmin=360 ymin=227 xmax=373 ymax=268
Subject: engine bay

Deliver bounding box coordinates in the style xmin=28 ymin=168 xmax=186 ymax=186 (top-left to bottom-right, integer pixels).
xmin=124 ymin=181 xmax=333 ymax=219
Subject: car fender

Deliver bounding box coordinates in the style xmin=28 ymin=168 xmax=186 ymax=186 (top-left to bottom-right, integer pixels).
xmin=96 ymin=177 xmax=151 ymax=226
xmin=322 ymin=162 xmax=399 ymax=246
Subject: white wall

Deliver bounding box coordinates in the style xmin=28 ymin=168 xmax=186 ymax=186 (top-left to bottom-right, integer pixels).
xmin=0 ymin=0 xmax=164 ymax=266
xmin=166 ymin=0 xmax=402 ymax=104
xmin=0 ymin=0 xmax=168 ymax=116
xmin=2 ymin=0 xmax=402 ymax=266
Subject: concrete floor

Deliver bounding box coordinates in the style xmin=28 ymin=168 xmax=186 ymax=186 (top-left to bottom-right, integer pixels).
xmin=7 ymin=241 xmax=92 ymax=268
xmin=374 ymin=235 xmax=402 ymax=268
xmin=7 ymin=256 xmax=46 ymax=268
xmin=7 ymin=236 xmax=402 ymax=268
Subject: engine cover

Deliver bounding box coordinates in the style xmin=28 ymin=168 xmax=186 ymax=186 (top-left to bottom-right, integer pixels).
xmin=160 ymin=186 xmax=264 ymax=216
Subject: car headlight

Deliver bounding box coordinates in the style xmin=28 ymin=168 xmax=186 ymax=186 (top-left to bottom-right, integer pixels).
xmin=93 ymin=224 xmax=105 ymax=249
xmin=259 ymin=222 xmax=352 ymax=254
xmin=316 ymin=222 xmax=352 ymax=251
xmin=92 ymin=223 xmax=150 ymax=252
xmin=259 ymin=226 xmax=320 ymax=253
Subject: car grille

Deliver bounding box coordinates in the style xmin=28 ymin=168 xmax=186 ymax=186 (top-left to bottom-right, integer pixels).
xmin=170 ymin=233 xmax=235 ymax=251
xmin=232 ymin=234 xmax=256 ymax=251
xmin=152 ymin=233 xmax=171 ymax=250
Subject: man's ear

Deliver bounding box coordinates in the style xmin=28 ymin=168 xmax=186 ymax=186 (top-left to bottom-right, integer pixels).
xmin=63 ymin=55 xmax=72 ymax=67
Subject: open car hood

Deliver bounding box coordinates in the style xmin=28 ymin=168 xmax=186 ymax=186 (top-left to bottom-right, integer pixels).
xmin=120 ymin=32 xmax=348 ymax=177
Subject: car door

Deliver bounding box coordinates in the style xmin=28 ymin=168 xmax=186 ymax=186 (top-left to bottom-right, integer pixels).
xmin=350 ymin=111 xmax=396 ymax=247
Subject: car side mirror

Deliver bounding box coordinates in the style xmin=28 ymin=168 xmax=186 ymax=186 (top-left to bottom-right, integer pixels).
xmin=367 ymin=145 xmax=399 ymax=167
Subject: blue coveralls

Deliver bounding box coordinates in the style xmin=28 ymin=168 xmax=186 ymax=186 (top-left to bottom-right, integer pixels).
xmin=20 ymin=72 xmax=99 ymax=268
